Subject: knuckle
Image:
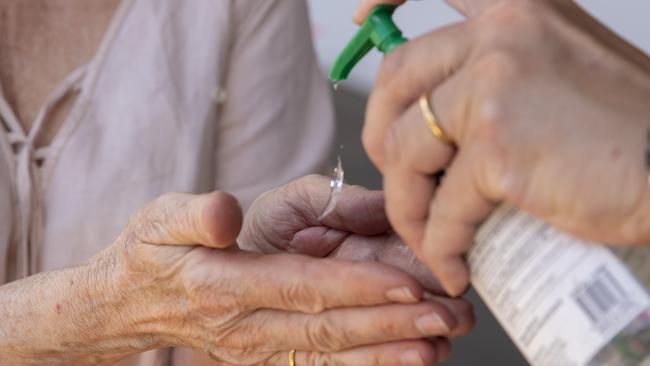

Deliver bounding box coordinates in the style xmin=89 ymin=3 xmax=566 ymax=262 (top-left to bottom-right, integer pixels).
xmin=466 ymin=56 xmax=514 ymax=143
xmin=282 ymin=177 xmax=319 ymax=215
xmin=280 ymin=276 xmax=326 ymax=314
xmin=374 ymin=314 xmax=402 ymax=339
xmin=127 ymin=192 xmax=183 ymax=242
xmin=295 ymin=174 xmax=326 ymax=189
xmin=186 ymin=284 xmax=217 ymax=313
xmin=472 ymin=99 xmax=505 ymax=143
xmin=305 ymin=316 xmax=347 ymax=352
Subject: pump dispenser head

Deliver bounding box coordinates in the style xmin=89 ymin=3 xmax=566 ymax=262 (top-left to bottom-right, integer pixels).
xmin=328 ymin=5 xmax=408 ymax=82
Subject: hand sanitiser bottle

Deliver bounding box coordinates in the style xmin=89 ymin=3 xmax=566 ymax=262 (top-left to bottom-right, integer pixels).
xmin=330 ymin=5 xmax=650 ymax=365
xmin=472 ymin=206 xmax=649 ymax=366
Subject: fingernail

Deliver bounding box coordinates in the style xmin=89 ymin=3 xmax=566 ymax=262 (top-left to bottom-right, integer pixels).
xmin=454 ymin=310 xmax=475 ymax=335
xmin=386 ymin=287 xmax=418 ymax=303
xmin=401 ymin=349 xmax=425 ymax=366
xmin=441 ymin=260 xmax=470 ymax=297
xmin=416 ymin=313 xmax=450 ymax=335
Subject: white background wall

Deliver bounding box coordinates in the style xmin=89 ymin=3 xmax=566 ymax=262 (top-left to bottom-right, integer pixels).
xmin=308 ymin=0 xmax=650 ymax=90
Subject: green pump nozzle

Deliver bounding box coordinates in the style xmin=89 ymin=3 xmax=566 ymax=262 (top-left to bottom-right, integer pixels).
xmin=328 ymin=4 xmax=407 ymax=82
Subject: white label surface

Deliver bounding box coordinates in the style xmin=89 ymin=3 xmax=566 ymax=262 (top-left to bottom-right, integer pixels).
xmin=470 ymin=206 xmax=650 ymax=366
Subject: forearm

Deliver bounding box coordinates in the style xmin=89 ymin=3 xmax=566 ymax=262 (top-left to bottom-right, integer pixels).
xmin=0 ymin=252 xmax=165 ymax=365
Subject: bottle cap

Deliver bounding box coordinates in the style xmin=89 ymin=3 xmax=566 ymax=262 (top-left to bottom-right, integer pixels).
xmin=328 ymin=5 xmax=407 ymax=82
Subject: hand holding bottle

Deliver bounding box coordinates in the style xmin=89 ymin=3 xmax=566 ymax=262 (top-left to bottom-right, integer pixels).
xmin=356 ymin=0 xmax=650 ymax=296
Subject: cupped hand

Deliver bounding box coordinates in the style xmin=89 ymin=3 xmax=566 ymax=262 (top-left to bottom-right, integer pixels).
xmin=240 ymin=174 xmax=475 ymax=337
xmin=107 ymin=189 xmax=464 ymax=365
xmin=362 ymin=0 xmax=650 ymax=296
xmin=240 ymin=175 xmax=440 ymax=290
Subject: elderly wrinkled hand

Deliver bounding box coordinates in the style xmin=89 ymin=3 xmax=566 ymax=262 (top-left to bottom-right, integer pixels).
xmin=1 ymin=187 xmax=477 ymax=365
xmin=356 ymin=0 xmax=650 ymax=296
xmin=240 ymin=175 xmax=475 ymax=339
xmin=106 ymin=188 xmax=470 ymax=366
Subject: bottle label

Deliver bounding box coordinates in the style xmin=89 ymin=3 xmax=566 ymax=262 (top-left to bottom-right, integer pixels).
xmin=470 ymin=206 xmax=650 ymax=366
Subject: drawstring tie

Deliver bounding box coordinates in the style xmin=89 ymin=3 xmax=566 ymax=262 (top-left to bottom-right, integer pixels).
xmin=0 ymin=67 xmax=86 ymax=279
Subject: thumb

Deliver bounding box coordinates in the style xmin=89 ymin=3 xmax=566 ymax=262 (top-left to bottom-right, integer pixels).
xmin=129 ymin=191 xmax=243 ymax=248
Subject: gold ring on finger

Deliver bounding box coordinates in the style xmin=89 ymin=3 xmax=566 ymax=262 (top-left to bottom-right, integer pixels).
xmin=288 ymin=349 xmax=296 ymax=366
xmin=419 ymin=94 xmax=454 ymax=146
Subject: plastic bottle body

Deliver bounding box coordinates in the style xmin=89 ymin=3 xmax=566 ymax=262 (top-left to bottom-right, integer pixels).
xmin=470 ymin=206 xmax=650 ymax=366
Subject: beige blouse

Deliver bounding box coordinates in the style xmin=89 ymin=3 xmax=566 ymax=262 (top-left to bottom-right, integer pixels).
xmin=0 ymin=0 xmax=334 ymax=364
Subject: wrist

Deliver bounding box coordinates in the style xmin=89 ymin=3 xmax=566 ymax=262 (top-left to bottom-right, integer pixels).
xmin=0 ymin=249 xmax=170 ymax=365
xmin=104 ymin=244 xmax=194 ymax=350
xmin=92 ymin=247 xmax=183 ymax=352
xmin=53 ymin=251 xmax=169 ymax=362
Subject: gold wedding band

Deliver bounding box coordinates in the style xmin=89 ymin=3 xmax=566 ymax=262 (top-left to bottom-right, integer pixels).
xmin=419 ymin=95 xmax=454 ymax=145
xmin=289 ymin=349 xmax=296 ymax=366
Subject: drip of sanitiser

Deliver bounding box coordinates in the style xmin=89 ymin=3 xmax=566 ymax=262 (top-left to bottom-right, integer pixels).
xmin=318 ymin=155 xmax=344 ymax=221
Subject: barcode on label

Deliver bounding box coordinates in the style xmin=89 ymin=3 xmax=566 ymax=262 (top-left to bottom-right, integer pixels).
xmin=572 ymin=266 xmax=627 ymax=330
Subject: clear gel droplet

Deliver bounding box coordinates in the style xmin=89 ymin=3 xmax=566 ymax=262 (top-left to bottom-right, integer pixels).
xmin=318 ymin=156 xmax=344 ymax=221
xmin=332 ymin=81 xmax=341 ymax=91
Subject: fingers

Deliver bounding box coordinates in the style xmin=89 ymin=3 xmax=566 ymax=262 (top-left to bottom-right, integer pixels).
xmin=239 ymin=175 xmax=390 ymax=257
xmin=382 ymin=99 xmax=455 ymax=251
xmin=130 ymin=191 xmax=242 ymax=248
xmin=421 ymin=150 xmax=497 ymax=296
xmin=268 ymin=340 xmax=443 ymax=366
xmin=377 ymin=64 xmax=497 ymax=296
xmin=374 ymin=235 xmax=446 ymax=295
xmin=206 ymin=252 xmax=424 ymax=313
xmin=423 ymin=293 xmax=475 ymax=337
xmin=323 ymin=186 xmax=390 ymax=236
xmin=330 ymin=233 xmax=446 ymax=295
xmin=255 ymin=301 xmax=459 ymax=353
xmin=364 ymin=21 xmax=472 ymax=170
xmin=289 ymin=226 xmax=352 ymax=257
xmin=284 ymin=175 xmax=392 ymax=236
xmin=298 ymin=341 xmax=438 ymax=366
xmin=353 ymin=0 xmax=405 ymax=25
